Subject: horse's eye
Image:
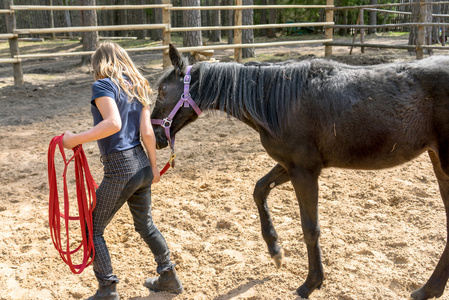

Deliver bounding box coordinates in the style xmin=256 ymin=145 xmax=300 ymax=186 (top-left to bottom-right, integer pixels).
xmin=159 ymin=85 xmax=167 ymax=94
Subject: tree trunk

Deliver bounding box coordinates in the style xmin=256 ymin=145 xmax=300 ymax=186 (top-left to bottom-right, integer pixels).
xmin=114 ymin=0 xmax=121 ymax=36
xmin=202 ymin=0 xmax=210 ymax=39
xmin=267 ymin=0 xmax=276 ymax=38
xmin=242 ymin=0 xmax=254 ymax=58
xmin=225 ymin=0 xmax=234 ymax=44
xmin=259 ymin=0 xmax=267 ymax=37
xmin=49 ymin=0 xmax=56 ymax=39
xmin=0 ymin=0 xmax=7 ymax=35
xmin=431 ymin=3 xmax=440 ymax=44
xmin=119 ymin=0 xmax=127 ymax=37
xmin=103 ymin=0 xmax=113 ymax=37
xmin=368 ymin=0 xmax=377 ymax=34
xmin=80 ymin=0 xmax=99 ymax=65
xmin=63 ymin=0 xmax=73 ymax=38
xmin=150 ymin=0 xmax=163 ymax=40
xmin=173 ymin=0 xmax=182 ymax=28
xmin=408 ymin=0 xmax=433 ymax=55
xmin=182 ymin=0 xmax=202 ymax=63
xmin=136 ymin=0 xmax=147 ymax=39
xmin=209 ymin=0 xmax=221 ymax=42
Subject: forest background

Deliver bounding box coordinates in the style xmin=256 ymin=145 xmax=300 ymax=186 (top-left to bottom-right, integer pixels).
xmin=1 ymin=0 xmax=448 ymax=59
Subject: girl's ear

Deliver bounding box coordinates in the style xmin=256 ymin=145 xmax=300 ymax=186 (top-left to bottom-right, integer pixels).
xmin=169 ymin=44 xmax=186 ymax=76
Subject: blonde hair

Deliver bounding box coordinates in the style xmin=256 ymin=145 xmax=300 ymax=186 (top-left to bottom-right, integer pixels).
xmin=92 ymin=42 xmax=153 ymax=107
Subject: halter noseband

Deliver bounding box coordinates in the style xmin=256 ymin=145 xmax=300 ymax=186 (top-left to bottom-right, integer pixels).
xmin=151 ymin=65 xmax=202 ymax=175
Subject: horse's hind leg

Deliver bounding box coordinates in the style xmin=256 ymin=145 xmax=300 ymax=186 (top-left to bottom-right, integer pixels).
xmin=253 ymin=163 xmax=290 ymax=268
xmin=412 ymin=150 xmax=449 ymax=300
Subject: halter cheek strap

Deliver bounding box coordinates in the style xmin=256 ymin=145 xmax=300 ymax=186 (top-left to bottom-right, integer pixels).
xmin=151 ymin=66 xmax=202 ymax=175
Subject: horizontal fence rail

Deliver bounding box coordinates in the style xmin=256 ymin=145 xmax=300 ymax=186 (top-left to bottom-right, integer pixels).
xmin=363 ymin=8 xmax=412 ymax=15
xmin=332 ymin=2 xmax=446 ymax=11
xmin=330 ymin=22 xmax=449 ymax=29
xmin=170 ymin=5 xmax=333 ymax=11
xmin=3 ymin=4 xmax=334 ymax=12
xmin=170 ymin=22 xmax=333 ymax=32
xmin=327 ymin=42 xmax=417 ymax=50
xmin=326 ymin=42 xmax=449 ymax=51
xmin=177 ymin=39 xmax=333 ymax=53
xmin=14 ymin=24 xmax=168 ymax=34
xmin=9 ymin=4 xmax=170 ymax=11
xmin=0 ymin=33 xmax=17 ymax=38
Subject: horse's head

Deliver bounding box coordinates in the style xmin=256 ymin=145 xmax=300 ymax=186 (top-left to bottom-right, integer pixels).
xmin=151 ymin=44 xmax=202 ymax=150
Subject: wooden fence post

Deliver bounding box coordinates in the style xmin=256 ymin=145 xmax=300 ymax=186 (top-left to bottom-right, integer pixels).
xmin=416 ymin=0 xmax=426 ymax=59
xmin=162 ymin=0 xmax=171 ymax=68
xmin=325 ymin=0 xmax=334 ymax=57
xmin=443 ymin=26 xmax=446 ymax=47
xmin=234 ymin=0 xmax=242 ymax=63
xmin=5 ymin=0 xmax=23 ymax=85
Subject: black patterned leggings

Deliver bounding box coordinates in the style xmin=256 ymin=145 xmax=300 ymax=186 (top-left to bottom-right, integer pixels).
xmin=93 ymin=145 xmax=173 ymax=286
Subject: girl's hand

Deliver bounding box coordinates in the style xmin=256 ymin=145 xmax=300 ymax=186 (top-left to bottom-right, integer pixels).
xmin=152 ymin=167 xmax=161 ymax=184
xmin=62 ymin=131 xmax=79 ymax=149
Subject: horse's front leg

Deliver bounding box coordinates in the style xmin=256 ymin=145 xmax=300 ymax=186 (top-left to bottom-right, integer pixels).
xmin=253 ymin=163 xmax=290 ymax=268
xmin=289 ymin=164 xmax=323 ymax=299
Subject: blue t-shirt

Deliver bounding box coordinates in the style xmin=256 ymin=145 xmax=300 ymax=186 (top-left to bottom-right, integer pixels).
xmin=91 ymin=77 xmax=143 ymax=156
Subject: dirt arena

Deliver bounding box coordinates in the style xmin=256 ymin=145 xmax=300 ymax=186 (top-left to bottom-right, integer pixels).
xmin=1 ymin=36 xmax=449 ymax=300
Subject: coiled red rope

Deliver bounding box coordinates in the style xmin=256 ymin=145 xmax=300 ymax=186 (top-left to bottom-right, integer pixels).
xmin=47 ymin=135 xmax=97 ymax=274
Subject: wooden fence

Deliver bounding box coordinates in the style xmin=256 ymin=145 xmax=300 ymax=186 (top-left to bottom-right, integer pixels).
xmin=326 ymin=0 xmax=449 ymax=59
xmin=0 ymin=1 xmax=334 ymax=85
xmin=1 ymin=0 xmax=449 ymax=85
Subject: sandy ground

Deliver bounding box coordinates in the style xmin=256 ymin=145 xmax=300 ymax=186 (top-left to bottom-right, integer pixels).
xmin=1 ymin=35 xmax=449 ymax=300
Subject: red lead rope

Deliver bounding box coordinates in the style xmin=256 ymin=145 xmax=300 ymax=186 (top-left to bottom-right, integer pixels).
xmin=159 ymin=153 xmax=176 ymax=176
xmin=47 ymin=135 xmax=98 ymax=274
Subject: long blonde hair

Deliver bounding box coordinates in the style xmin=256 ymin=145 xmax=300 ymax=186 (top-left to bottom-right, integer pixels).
xmin=92 ymin=42 xmax=153 ymax=107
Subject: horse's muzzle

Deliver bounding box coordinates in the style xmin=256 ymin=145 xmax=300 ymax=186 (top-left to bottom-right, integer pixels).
xmin=155 ymin=134 xmax=169 ymax=150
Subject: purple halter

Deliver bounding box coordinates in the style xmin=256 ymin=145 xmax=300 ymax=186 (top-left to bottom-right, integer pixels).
xmin=151 ymin=66 xmax=202 ymax=172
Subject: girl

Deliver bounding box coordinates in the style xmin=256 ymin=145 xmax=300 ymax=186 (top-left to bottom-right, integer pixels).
xmin=63 ymin=42 xmax=183 ymax=299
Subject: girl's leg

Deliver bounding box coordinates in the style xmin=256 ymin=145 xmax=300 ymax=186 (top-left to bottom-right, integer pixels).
xmin=126 ymin=166 xmax=174 ymax=273
xmin=125 ymin=166 xmax=183 ymax=294
xmin=92 ymin=180 xmax=127 ymax=286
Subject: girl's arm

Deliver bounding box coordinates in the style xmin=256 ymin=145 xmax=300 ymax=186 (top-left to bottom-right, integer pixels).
xmin=140 ymin=105 xmax=160 ymax=184
xmin=62 ymin=96 xmax=121 ymax=149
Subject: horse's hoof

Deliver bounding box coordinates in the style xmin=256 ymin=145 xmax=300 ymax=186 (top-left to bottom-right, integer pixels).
xmin=296 ymin=278 xmax=323 ymax=299
xmin=296 ymin=285 xmax=311 ymax=299
xmin=272 ymin=248 xmax=284 ymax=269
xmin=411 ymin=288 xmax=427 ymax=300
xmin=411 ymin=286 xmax=444 ymax=300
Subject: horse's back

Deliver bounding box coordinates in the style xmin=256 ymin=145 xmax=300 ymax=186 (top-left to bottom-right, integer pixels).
xmin=278 ymin=56 xmax=449 ymax=170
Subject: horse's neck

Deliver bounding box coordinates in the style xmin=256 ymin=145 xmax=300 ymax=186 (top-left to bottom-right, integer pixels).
xmin=196 ymin=63 xmax=241 ymax=111
xmin=195 ymin=64 xmax=261 ymax=132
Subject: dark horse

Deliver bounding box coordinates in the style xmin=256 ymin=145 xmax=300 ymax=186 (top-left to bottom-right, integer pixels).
xmin=151 ymin=44 xmax=449 ymax=299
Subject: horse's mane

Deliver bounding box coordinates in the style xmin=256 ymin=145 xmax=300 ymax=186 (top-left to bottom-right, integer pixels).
xmin=195 ymin=60 xmax=311 ymax=135
xmin=158 ymin=56 xmax=443 ymax=136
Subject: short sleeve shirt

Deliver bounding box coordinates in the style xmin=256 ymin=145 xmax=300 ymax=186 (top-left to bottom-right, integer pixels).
xmin=91 ymin=77 xmax=143 ymax=156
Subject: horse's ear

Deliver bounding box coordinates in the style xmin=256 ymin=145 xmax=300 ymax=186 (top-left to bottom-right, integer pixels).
xmin=169 ymin=44 xmax=186 ymax=76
